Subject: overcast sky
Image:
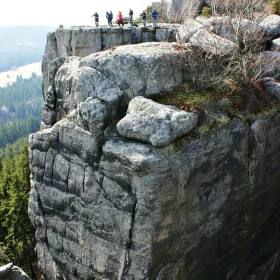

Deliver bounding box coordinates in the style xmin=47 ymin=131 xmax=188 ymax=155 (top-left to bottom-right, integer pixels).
xmin=0 ymin=0 xmax=159 ymax=26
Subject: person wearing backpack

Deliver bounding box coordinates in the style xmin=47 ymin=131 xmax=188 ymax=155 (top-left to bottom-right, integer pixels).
xmin=140 ymin=10 xmax=147 ymax=28
xmin=91 ymin=12 xmax=99 ymax=27
xmin=128 ymin=8 xmax=133 ymax=26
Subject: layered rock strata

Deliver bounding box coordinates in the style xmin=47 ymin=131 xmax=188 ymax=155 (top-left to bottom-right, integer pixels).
xmin=29 ymin=29 xmax=280 ymax=280
xmin=42 ymin=27 xmax=177 ymax=97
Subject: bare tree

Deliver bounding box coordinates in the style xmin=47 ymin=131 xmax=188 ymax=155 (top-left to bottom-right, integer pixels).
xmin=175 ymin=0 xmax=280 ymax=113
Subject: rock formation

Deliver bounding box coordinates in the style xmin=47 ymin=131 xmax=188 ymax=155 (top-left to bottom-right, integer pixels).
xmin=168 ymin=0 xmax=204 ymax=20
xmin=0 ymin=263 xmax=31 ymax=280
xmin=42 ymin=27 xmax=177 ymax=99
xmin=29 ymin=25 xmax=280 ymax=280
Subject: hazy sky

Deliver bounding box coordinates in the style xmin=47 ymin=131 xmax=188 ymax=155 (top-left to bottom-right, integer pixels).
xmin=0 ymin=0 xmax=158 ymax=26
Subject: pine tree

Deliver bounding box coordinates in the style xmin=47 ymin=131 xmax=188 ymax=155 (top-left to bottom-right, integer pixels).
xmin=0 ymin=144 xmax=35 ymax=272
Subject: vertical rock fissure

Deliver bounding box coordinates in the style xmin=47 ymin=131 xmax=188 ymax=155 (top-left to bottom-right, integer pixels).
xmin=122 ymin=198 xmax=138 ymax=277
xmin=248 ymin=120 xmax=257 ymax=192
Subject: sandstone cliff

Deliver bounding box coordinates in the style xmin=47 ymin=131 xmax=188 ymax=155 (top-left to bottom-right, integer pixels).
xmin=29 ymin=26 xmax=280 ymax=280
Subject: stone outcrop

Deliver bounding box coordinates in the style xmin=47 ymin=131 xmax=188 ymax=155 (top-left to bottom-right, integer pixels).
xmin=168 ymin=0 xmax=204 ymax=20
xmin=29 ymin=25 xmax=280 ymax=280
xmin=260 ymin=77 xmax=280 ymax=99
xmin=260 ymin=14 xmax=280 ymax=38
xmin=0 ymin=263 xmax=31 ymax=280
xmin=178 ymin=15 xmax=271 ymax=55
xmin=42 ymin=26 xmax=177 ymax=97
xmin=41 ymin=42 xmax=186 ymax=127
xmin=117 ymin=96 xmax=198 ymax=147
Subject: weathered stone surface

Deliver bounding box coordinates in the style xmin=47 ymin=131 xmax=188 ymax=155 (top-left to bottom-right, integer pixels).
xmin=73 ymin=97 xmax=109 ymax=135
xmin=56 ymin=27 xmax=102 ymax=57
xmin=168 ymin=0 xmax=203 ymax=20
xmin=195 ymin=15 xmax=211 ymax=28
xmin=41 ymin=42 xmax=185 ymax=127
xmin=30 ymin=112 xmax=280 ymax=279
xmin=272 ymin=38 xmax=280 ymax=51
xmin=30 ymin=25 xmax=280 ymax=280
xmin=141 ymin=30 xmax=156 ymax=42
xmin=117 ymin=96 xmax=198 ymax=147
xmin=79 ymin=42 xmax=185 ymax=105
xmin=209 ymin=16 xmax=235 ymax=41
xmin=42 ymin=56 xmax=81 ymax=126
xmin=156 ymin=28 xmax=176 ymax=42
xmin=177 ymin=19 xmax=205 ymax=42
xmin=63 ymin=66 xmax=123 ymax=119
xmin=260 ymin=14 xmax=280 ymax=38
xmin=0 ymin=263 xmax=31 ymax=280
xmin=41 ymin=27 xmax=178 ymax=99
xmin=260 ymin=77 xmax=280 ymax=99
xmin=189 ymin=28 xmax=238 ymax=56
xmin=101 ymin=27 xmax=128 ymax=50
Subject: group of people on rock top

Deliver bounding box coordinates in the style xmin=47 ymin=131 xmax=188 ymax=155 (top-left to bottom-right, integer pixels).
xmin=91 ymin=8 xmax=159 ymax=28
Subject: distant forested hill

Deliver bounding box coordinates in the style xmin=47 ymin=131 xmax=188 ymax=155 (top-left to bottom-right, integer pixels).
xmin=0 ymin=26 xmax=56 ymax=72
xmin=0 ymin=74 xmax=43 ymax=157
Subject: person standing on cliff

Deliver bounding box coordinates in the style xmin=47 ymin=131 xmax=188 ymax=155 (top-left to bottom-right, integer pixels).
xmin=128 ymin=8 xmax=134 ymax=26
xmin=117 ymin=11 xmax=124 ymax=26
xmin=151 ymin=8 xmax=159 ymax=28
xmin=107 ymin=10 xmax=113 ymax=26
xmin=91 ymin=12 xmax=99 ymax=26
xmin=140 ymin=10 xmax=147 ymax=28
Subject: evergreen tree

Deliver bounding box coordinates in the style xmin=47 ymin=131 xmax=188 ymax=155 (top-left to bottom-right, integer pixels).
xmin=0 ymin=145 xmax=35 ymax=272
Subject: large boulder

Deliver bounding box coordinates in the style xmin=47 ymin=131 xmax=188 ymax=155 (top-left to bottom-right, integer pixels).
xmin=41 ymin=42 xmax=186 ymax=128
xmin=156 ymin=28 xmax=177 ymax=42
xmin=260 ymin=14 xmax=280 ymax=38
xmin=209 ymin=17 xmax=269 ymax=52
xmin=117 ymin=96 xmax=198 ymax=147
xmin=209 ymin=16 xmax=235 ymax=41
xmin=260 ymin=77 xmax=280 ymax=99
xmin=254 ymin=51 xmax=280 ymax=80
xmin=79 ymin=42 xmax=185 ymax=105
xmin=177 ymin=19 xmax=206 ymax=42
xmin=189 ymin=28 xmax=238 ymax=56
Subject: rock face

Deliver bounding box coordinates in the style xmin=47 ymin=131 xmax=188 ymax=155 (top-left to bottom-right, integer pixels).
xmin=168 ymin=0 xmax=203 ymax=20
xmin=42 ymin=26 xmax=177 ymax=97
xmin=0 ymin=263 xmax=31 ymax=280
xmin=260 ymin=14 xmax=280 ymax=38
xmin=41 ymin=42 xmax=186 ymax=127
xmin=29 ymin=26 xmax=280 ymax=280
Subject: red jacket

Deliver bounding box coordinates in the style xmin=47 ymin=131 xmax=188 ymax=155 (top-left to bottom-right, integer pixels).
xmin=117 ymin=12 xmax=124 ymax=22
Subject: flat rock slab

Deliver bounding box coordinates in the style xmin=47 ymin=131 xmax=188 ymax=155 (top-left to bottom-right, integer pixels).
xmin=117 ymin=96 xmax=198 ymax=147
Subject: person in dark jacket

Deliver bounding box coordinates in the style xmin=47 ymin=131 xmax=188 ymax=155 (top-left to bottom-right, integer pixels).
xmin=140 ymin=10 xmax=147 ymax=28
xmin=91 ymin=12 xmax=99 ymax=26
xmin=128 ymin=8 xmax=133 ymax=26
xmin=151 ymin=8 xmax=159 ymax=27
xmin=106 ymin=10 xmax=113 ymax=26
xmin=109 ymin=10 xmax=113 ymax=26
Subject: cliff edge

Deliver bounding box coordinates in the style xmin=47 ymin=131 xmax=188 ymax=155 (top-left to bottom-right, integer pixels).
xmin=29 ymin=26 xmax=280 ymax=279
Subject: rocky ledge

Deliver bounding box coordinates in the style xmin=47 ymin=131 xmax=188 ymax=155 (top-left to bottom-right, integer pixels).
xmin=29 ymin=24 xmax=280 ymax=279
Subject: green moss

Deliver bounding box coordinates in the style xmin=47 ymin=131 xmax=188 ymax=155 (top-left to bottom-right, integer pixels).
xmin=267 ymin=0 xmax=280 ymax=15
xmin=201 ymin=7 xmax=212 ymax=18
